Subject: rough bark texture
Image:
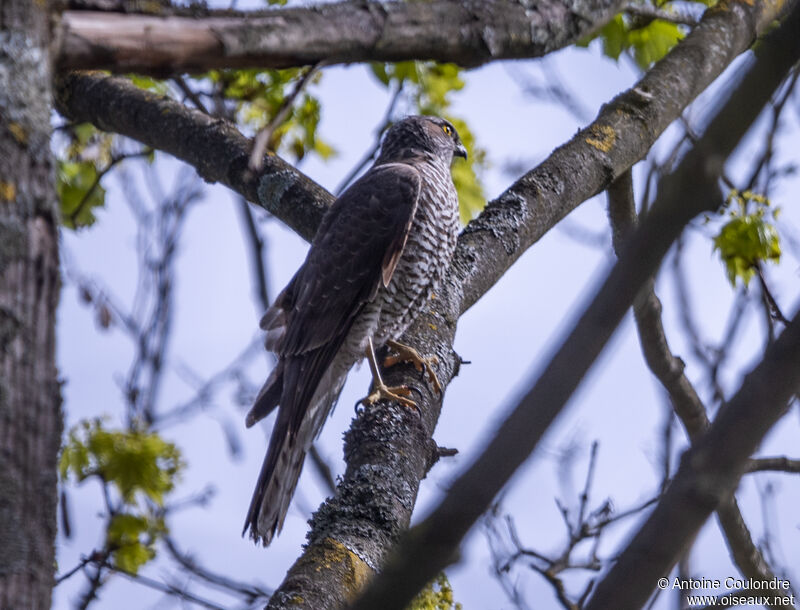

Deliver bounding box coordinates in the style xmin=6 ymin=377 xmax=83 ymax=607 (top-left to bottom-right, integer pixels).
xmin=267 ymin=313 xmax=461 ymax=610
xmin=285 ymin=0 xmax=800 ymax=607
xmin=50 ymin=0 xmax=798 ymax=606
xmin=57 ymin=0 xmax=625 ymax=75
xmin=451 ymin=0 xmax=790 ymax=318
xmin=0 ymin=2 xmax=63 ymax=609
xmin=53 ymin=71 xmax=333 ymax=242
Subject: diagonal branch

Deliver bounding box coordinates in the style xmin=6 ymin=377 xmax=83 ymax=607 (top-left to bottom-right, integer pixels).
xmin=607 ymin=170 xmax=793 ymax=609
xmin=586 ymin=309 xmax=800 ymax=609
xmin=57 ymin=0 xmax=624 ymax=75
xmin=52 ymin=0 xmax=798 ymax=606
xmin=249 ymin=63 xmax=324 ymax=171
xmin=347 ymin=3 xmax=800 ymax=609
xmin=54 ymin=71 xmax=333 ymax=242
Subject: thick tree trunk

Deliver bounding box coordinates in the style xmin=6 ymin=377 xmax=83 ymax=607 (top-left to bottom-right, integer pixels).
xmin=0 ymin=1 xmax=63 ymax=608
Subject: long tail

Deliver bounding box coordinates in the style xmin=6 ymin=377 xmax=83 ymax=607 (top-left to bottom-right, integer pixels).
xmin=246 ymin=363 xmax=283 ymax=428
xmin=243 ymin=405 xmax=307 ymax=545
xmin=243 ymin=365 xmax=347 ymax=545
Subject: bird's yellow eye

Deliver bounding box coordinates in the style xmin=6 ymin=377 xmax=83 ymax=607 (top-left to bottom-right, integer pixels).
xmin=442 ymin=124 xmax=452 ymax=136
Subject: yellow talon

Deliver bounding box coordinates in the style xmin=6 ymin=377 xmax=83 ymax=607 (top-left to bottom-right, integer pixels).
xmin=360 ymin=337 xmax=420 ymax=414
xmin=383 ymin=340 xmax=442 ymax=395
xmin=358 ymin=383 xmax=418 ymax=411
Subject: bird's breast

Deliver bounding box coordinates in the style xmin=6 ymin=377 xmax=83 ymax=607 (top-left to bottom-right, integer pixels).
xmin=372 ymin=161 xmax=460 ymax=344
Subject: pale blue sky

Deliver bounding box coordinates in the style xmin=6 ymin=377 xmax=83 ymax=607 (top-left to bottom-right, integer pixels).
xmin=53 ymin=37 xmax=800 ymax=609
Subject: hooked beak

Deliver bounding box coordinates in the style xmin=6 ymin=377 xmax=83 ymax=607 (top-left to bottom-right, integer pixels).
xmin=454 ymin=143 xmax=468 ymax=160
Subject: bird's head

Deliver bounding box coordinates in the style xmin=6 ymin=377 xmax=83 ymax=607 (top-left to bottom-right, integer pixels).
xmin=377 ymin=115 xmax=468 ymax=165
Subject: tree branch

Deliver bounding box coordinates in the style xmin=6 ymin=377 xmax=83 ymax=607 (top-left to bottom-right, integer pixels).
xmin=586 ymin=309 xmax=800 ymax=609
xmin=624 ymin=2 xmax=702 ymax=26
xmin=54 ymin=71 xmax=333 ymax=242
xmin=52 ymin=0 xmax=798 ymax=606
xmin=57 ymin=0 xmax=625 ymax=75
xmin=346 ymin=3 xmax=800 ymax=609
xmin=747 ymin=457 xmax=800 ymax=474
xmin=584 ymin=6 xmax=800 ymax=606
xmin=606 ymin=171 xmax=792 ymax=609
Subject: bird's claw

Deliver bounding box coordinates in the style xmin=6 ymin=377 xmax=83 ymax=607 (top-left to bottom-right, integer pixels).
xmin=358 ymin=382 xmax=419 ymax=414
xmin=383 ymin=340 xmax=442 ymax=395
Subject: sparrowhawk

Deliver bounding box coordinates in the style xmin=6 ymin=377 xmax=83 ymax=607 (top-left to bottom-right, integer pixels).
xmin=243 ymin=115 xmax=467 ymax=545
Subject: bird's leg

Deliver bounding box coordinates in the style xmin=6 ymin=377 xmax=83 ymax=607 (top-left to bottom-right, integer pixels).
xmin=383 ymin=339 xmax=442 ymax=395
xmin=358 ymin=337 xmax=418 ymax=410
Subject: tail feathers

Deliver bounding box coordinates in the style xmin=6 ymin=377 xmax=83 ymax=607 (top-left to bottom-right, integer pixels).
xmin=243 ymin=416 xmax=306 ymax=545
xmin=246 ymin=364 xmax=283 ymax=428
xmin=243 ymin=365 xmax=349 ymax=546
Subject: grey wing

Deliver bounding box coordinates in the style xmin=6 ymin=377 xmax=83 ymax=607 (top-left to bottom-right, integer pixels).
xmin=280 ymin=162 xmax=421 ymax=424
xmin=243 ymin=163 xmax=421 ymax=543
xmin=248 ymin=163 xmax=421 ymax=427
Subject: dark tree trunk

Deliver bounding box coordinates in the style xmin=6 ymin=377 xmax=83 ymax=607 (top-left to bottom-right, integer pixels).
xmin=0 ymin=1 xmax=63 ymax=608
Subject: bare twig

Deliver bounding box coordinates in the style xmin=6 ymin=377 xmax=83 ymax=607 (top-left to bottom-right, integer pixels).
xmin=624 ymin=2 xmax=701 ymax=26
xmin=485 ymin=445 xmax=657 ymax=609
xmin=744 ymin=67 xmax=800 ymax=194
xmin=99 ymin=559 xmax=230 ymax=610
xmin=67 ymin=149 xmax=152 ymax=227
xmin=237 ymin=196 xmax=272 ymax=312
xmin=756 ymin=265 xmax=790 ymax=326
xmin=747 ymin=456 xmax=800 ymax=474
xmin=335 ymin=82 xmax=404 ymax=194
xmin=249 ymin=63 xmax=324 ymax=171
xmin=162 ymin=536 xmax=272 ymax=604
xmin=507 ymin=60 xmax=593 ymax=123
xmin=55 ymin=554 xmax=96 ymax=586
xmin=173 ymin=75 xmax=210 ymax=115
xmin=607 ymin=169 xmax=793 ymax=610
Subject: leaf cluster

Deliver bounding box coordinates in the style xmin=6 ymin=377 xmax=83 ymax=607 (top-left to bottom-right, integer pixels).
xmin=579 ymin=0 xmax=711 ymax=69
xmin=60 ymin=418 xmax=184 ymax=573
xmin=57 ymin=123 xmax=113 ymax=229
xmin=713 ymin=190 xmax=781 ymax=286
xmin=60 ymin=418 xmax=184 ymax=503
xmin=207 ymin=68 xmax=334 ymax=161
xmin=590 ymin=14 xmax=684 ymax=69
xmin=106 ymin=512 xmax=166 ymax=574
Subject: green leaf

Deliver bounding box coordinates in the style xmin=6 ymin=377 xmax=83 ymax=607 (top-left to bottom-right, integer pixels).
xmin=60 ymin=418 xmax=184 ymax=506
xmin=445 ymin=116 xmax=486 ymax=223
xmin=628 ymin=20 xmax=684 ymax=69
xmin=57 ymin=122 xmax=117 ymax=229
xmin=579 ymin=13 xmax=684 ymax=68
xmin=419 ymin=63 xmax=465 ymax=111
xmin=129 ymin=75 xmax=169 ymax=96
xmin=713 ymin=214 xmax=781 ymax=286
xmin=57 ymin=160 xmax=106 ymax=229
xmin=370 ymin=63 xmax=391 ymax=86
xmin=203 ymin=68 xmax=332 ymax=162
xmin=599 ymin=15 xmax=628 ymax=60
xmin=107 ymin=513 xmax=165 ymax=575
xmin=60 ymin=423 xmax=91 ymax=479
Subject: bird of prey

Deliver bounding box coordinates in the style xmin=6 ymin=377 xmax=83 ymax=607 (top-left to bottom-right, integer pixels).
xmin=243 ymin=115 xmax=467 ymax=545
